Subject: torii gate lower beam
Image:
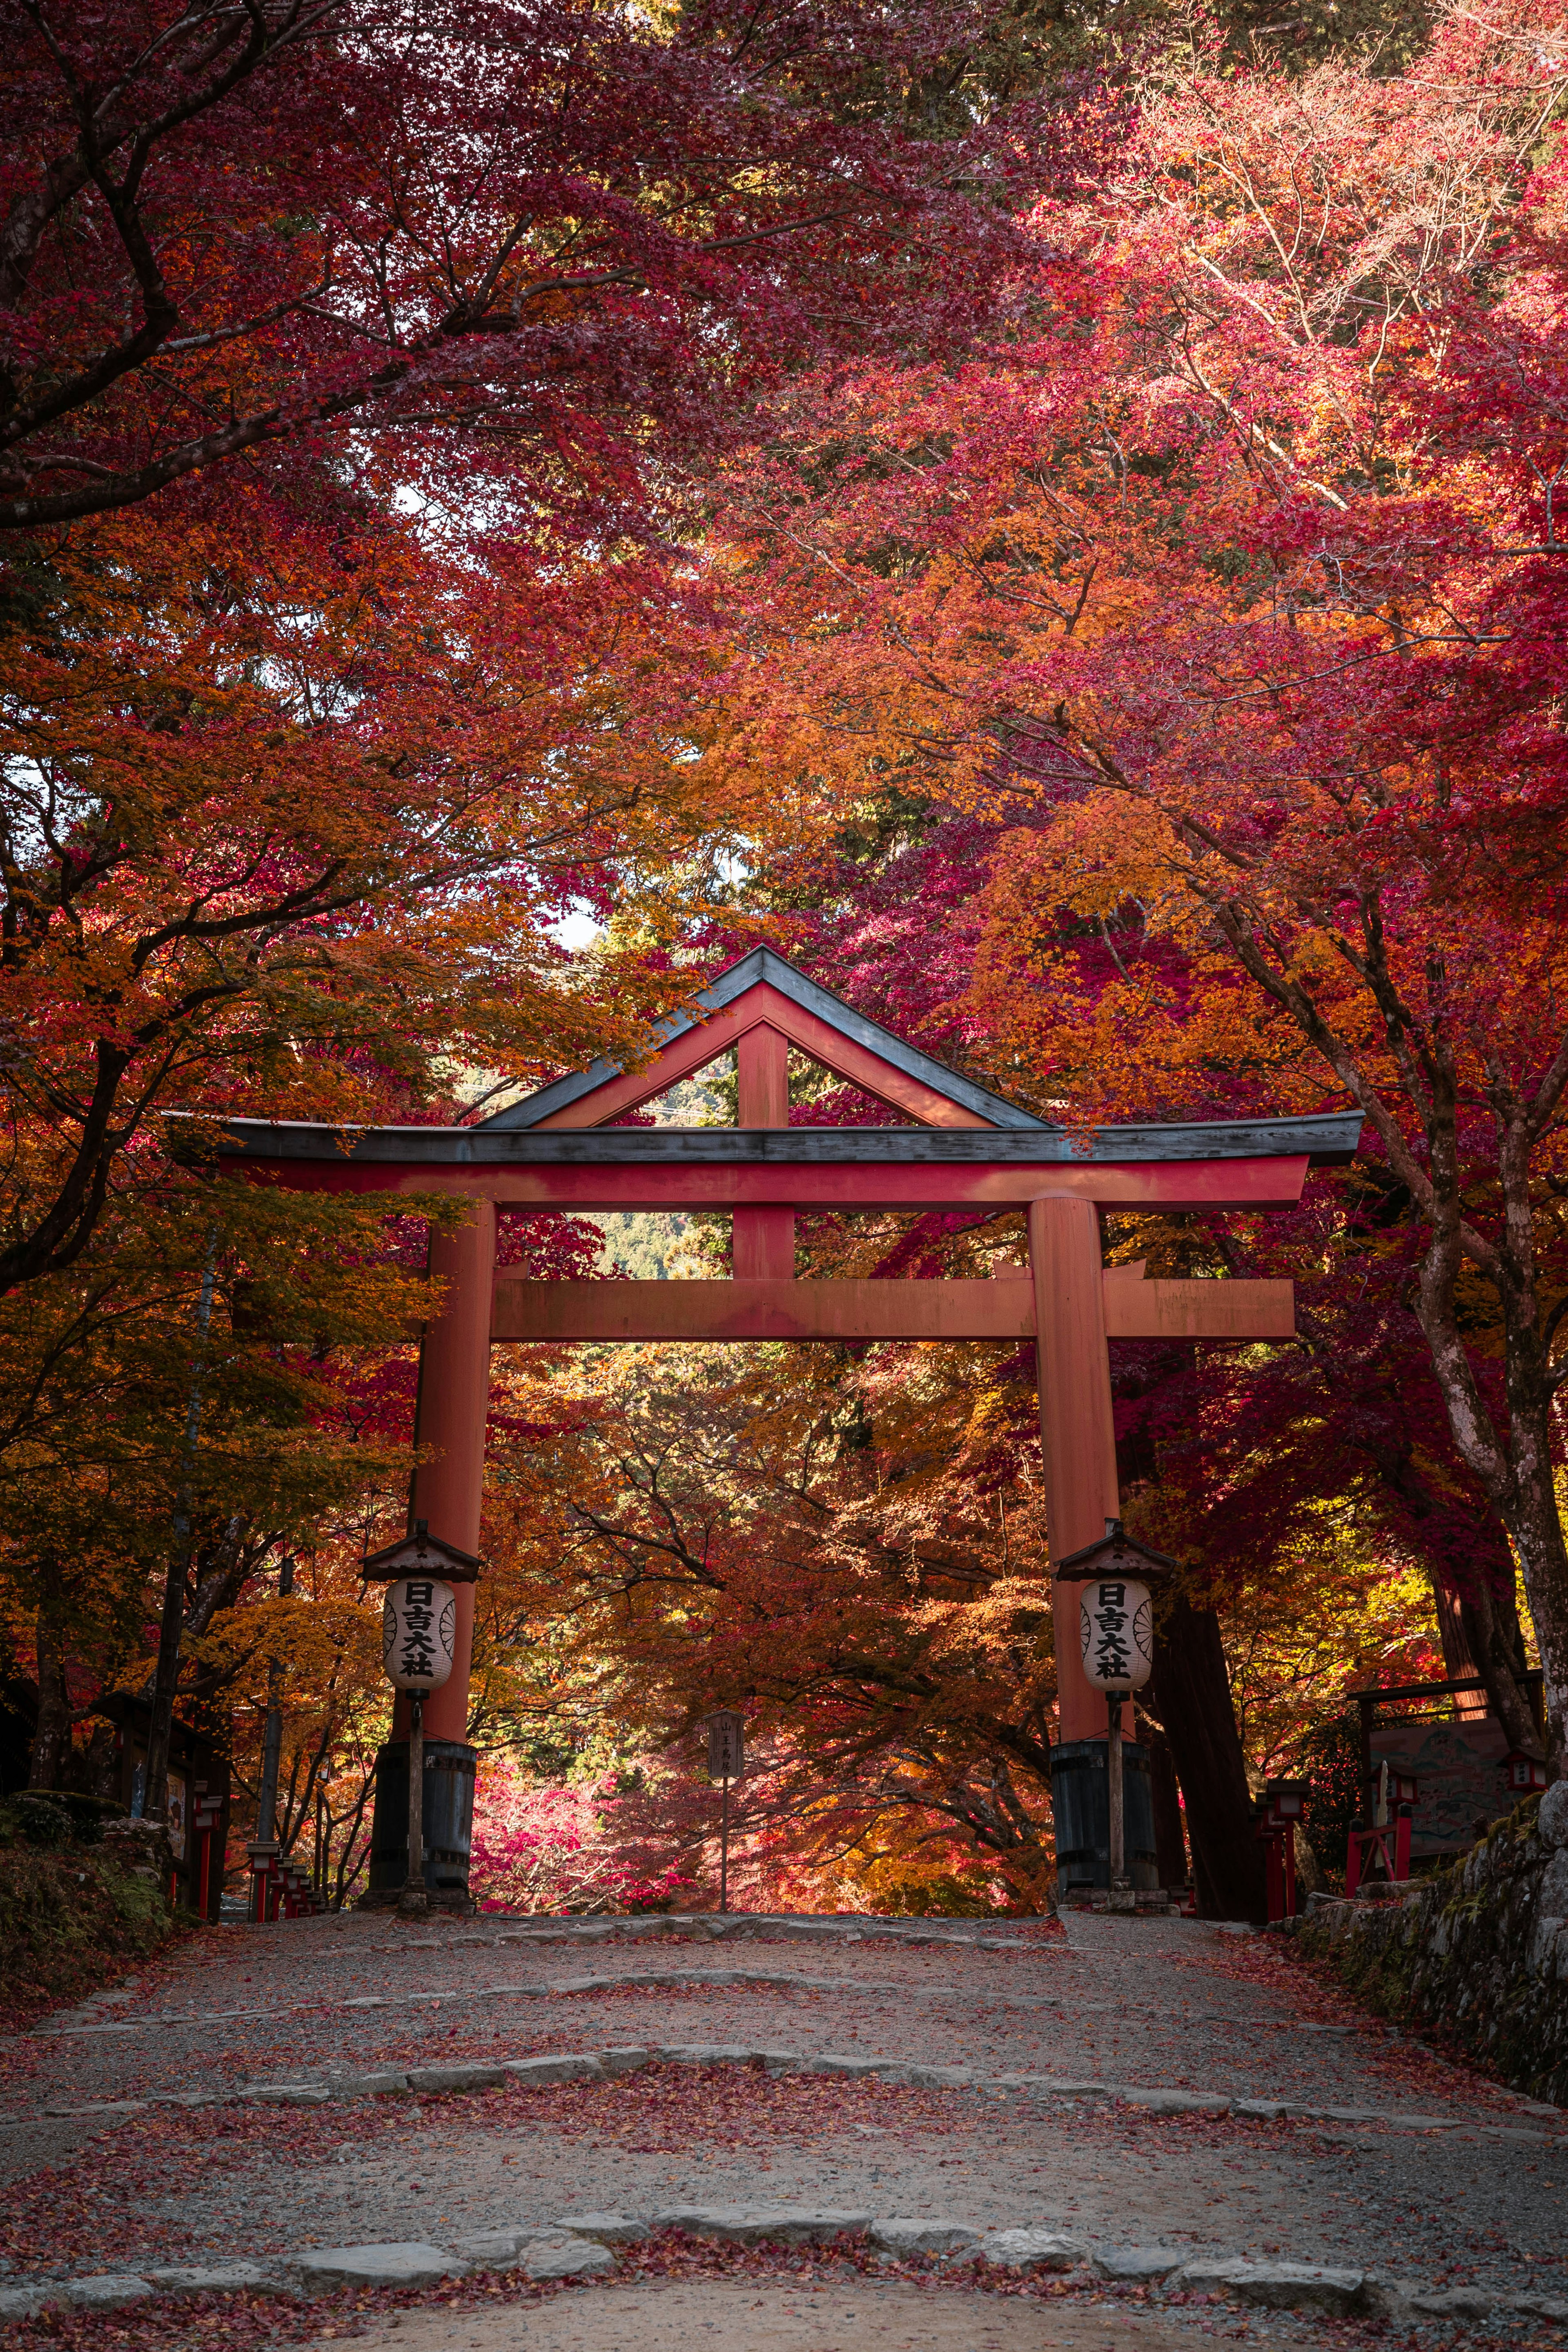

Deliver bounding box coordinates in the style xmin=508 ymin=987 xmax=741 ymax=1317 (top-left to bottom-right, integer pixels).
xmin=490 ymin=1268 xmax=1293 ymax=1344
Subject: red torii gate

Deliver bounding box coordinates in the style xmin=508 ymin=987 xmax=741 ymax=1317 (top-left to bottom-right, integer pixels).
xmin=217 ymin=948 xmax=1360 ymax=1898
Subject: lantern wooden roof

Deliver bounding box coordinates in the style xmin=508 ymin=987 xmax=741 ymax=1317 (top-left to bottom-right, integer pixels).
xmin=1053 ymin=1517 xmax=1180 ymax=1584
xmin=362 ymin=1519 xmax=481 ymax=1583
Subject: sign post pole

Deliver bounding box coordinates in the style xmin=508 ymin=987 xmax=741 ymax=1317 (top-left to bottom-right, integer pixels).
xmin=721 ymin=1773 xmax=730 ymax=1915
xmin=1054 ymin=1521 xmax=1176 ymax=1904
xmin=704 ymin=1711 xmax=745 ymax=1916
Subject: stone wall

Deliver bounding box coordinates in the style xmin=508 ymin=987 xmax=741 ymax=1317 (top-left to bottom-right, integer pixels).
xmin=1298 ymin=1782 xmax=1568 ymax=2107
xmin=0 ymin=1813 xmax=177 ymax=2018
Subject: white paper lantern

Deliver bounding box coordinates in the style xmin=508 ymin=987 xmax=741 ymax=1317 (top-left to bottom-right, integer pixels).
xmin=382 ymin=1576 xmax=457 ymax=1692
xmin=1079 ymin=1577 xmax=1154 ymax=1691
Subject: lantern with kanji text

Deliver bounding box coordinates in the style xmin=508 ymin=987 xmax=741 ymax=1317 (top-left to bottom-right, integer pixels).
xmin=381 ymin=1577 xmax=457 ymax=1692
xmin=363 ymin=1521 xmax=481 ymax=1918
xmin=1054 ymin=1521 xmax=1178 ymax=1900
xmin=1077 ymin=1575 xmax=1155 ymax=1692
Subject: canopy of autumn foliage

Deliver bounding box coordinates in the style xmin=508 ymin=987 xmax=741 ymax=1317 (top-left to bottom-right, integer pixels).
xmin=678 ymin=0 xmax=1568 ymax=1775
xmin=1 ymin=0 xmax=1021 ymax=529
xmin=3 ymin=0 xmax=1564 ymax=1913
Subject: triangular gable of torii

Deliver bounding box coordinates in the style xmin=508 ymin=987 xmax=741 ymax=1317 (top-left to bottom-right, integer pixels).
xmin=480 ymin=944 xmax=1302 ymax=1348
xmin=479 ymin=947 xmax=1047 ymax=1134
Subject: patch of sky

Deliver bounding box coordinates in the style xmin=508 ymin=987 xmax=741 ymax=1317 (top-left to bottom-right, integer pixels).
xmin=550 ymin=898 xmax=604 ymax=951
xmin=598 ymin=1069 xmax=730 ymax=1277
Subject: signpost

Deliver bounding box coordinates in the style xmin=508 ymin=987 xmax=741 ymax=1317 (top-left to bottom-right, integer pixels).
xmin=705 ymin=1711 xmax=745 ymax=1914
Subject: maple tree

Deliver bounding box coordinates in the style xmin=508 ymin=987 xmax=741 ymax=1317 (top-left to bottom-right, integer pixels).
xmin=2 ymin=0 xmax=1059 ymax=1302
xmin=0 ymin=1171 xmax=433 ymax=1802
xmin=0 ymin=0 xmax=1021 ymax=532
xmin=686 ymin=0 xmax=1568 ymax=1782
xmin=13 ymin=0 xmax=1568 ymax=1924
xmin=0 ymin=498 xmax=775 ymax=1293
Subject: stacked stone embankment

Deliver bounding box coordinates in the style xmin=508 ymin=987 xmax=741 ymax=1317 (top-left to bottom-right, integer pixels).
xmin=1300 ymin=1782 xmax=1568 ymax=2106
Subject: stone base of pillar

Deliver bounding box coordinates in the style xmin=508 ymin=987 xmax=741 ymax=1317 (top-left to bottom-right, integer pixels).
xmin=357 ymin=1883 xmax=477 ymax=1914
xmin=1050 ymin=1737 xmax=1160 ymax=1894
xmin=365 ymin=1737 xmax=478 ymax=1907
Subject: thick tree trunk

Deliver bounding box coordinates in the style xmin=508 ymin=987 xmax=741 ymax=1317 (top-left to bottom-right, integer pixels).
xmin=1357 ymin=1439 xmax=1536 ymax=1743
xmin=1412 ymin=1272 xmax=1568 ymax=1774
xmin=82 ymin=1715 xmax=119 ymax=1799
xmin=1429 ymin=1566 xmax=1539 ymax=1748
xmin=27 ymin=1616 xmax=71 ymax=1790
xmin=1150 ymin=1595 xmax=1267 ymax=1922
xmin=1430 ymin=1574 xmax=1481 ymax=1686
xmin=1143 ymin=1716 xmax=1189 ymax=1891
xmin=1189 ymin=1836 xmax=1220 ymax=1918
xmin=1461 ymin=1571 xmax=1539 ymax=1750
xmin=1505 ymin=1441 xmax=1568 ymax=1775
xmin=145 ymin=1239 xmax=218 ymax=1819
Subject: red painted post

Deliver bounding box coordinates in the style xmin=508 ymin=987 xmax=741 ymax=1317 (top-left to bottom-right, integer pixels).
xmin=405 ymin=1200 xmax=496 ymax=1746
xmin=733 ymin=1025 xmax=794 ymax=1279
xmin=1028 ymin=1198 xmax=1121 ymax=1745
xmin=1394 ymin=1806 xmax=1412 ymax=1880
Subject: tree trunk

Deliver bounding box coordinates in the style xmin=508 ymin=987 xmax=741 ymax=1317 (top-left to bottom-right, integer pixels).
xmin=144 ymin=1238 xmax=218 ymax=1819
xmin=1150 ymin=1594 xmax=1267 ymax=1922
xmin=83 ymin=1715 xmax=119 ymax=1799
xmin=27 ymin=1615 xmax=71 ymax=1790
xmin=1143 ymin=1715 xmax=1189 ymax=1891
xmin=1430 ymin=1573 xmax=1481 ymax=1686
xmin=1369 ymin=1444 xmax=1537 ymax=1746
xmin=1460 ymin=1570 xmax=1539 ymax=1750
xmin=1420 ymin=1298 xmax=1568 ymax=1768
xmin=1411 ymin=1257 xmax=1568 ymax=1774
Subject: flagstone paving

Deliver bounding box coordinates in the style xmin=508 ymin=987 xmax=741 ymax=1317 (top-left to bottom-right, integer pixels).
xmin=0 ymin=1907 xmax=1564 ymax=2338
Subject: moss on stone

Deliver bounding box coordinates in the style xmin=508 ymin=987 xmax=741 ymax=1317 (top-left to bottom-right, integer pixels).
xmin=0 ymin=1836 xmax=180 ymax=2025
xmin=1297 ymin=1794 xmax=1566 ymax=2108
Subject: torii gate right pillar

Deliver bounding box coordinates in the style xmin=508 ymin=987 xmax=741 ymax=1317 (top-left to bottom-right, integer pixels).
xmin=1028 ymin=1197 xmax=1121 ymax=1745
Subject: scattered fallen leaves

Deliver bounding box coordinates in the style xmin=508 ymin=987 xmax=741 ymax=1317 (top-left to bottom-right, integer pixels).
xmin=11 ymin=2233 xmax=1568 ymax=2352
xmin=0 ymin=2066 xmax=978 ymax=2275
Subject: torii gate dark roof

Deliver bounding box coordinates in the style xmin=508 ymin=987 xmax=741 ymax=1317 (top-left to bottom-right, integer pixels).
xmin=486 ymin=947 xmax=1049 ymax=1132
xmin=212 ymin=948 xmax=1360 ymax=1341
xmin=214 ymin=946 xmax=1362 ymax=1197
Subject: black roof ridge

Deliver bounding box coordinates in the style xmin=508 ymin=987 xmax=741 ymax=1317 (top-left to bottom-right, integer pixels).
xmin=475 ymin=946 xmax=1050 ymax=1132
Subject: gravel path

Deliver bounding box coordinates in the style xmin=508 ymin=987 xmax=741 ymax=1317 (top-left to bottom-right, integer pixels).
xmin=334 ymin=2275 xmax=1213 ymax=2352
xmin=1 ymin=1907 xmax=1564 ymax=2321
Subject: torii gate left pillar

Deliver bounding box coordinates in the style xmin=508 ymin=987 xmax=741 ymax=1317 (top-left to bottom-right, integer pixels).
xmin=1029 ymin=1195 xmax=1120 ymax=1746
xmin=368 ymin=1201 xmax=494 ymax=1909
xmin=405 ymin=1200 xmax=495 ymax=1748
